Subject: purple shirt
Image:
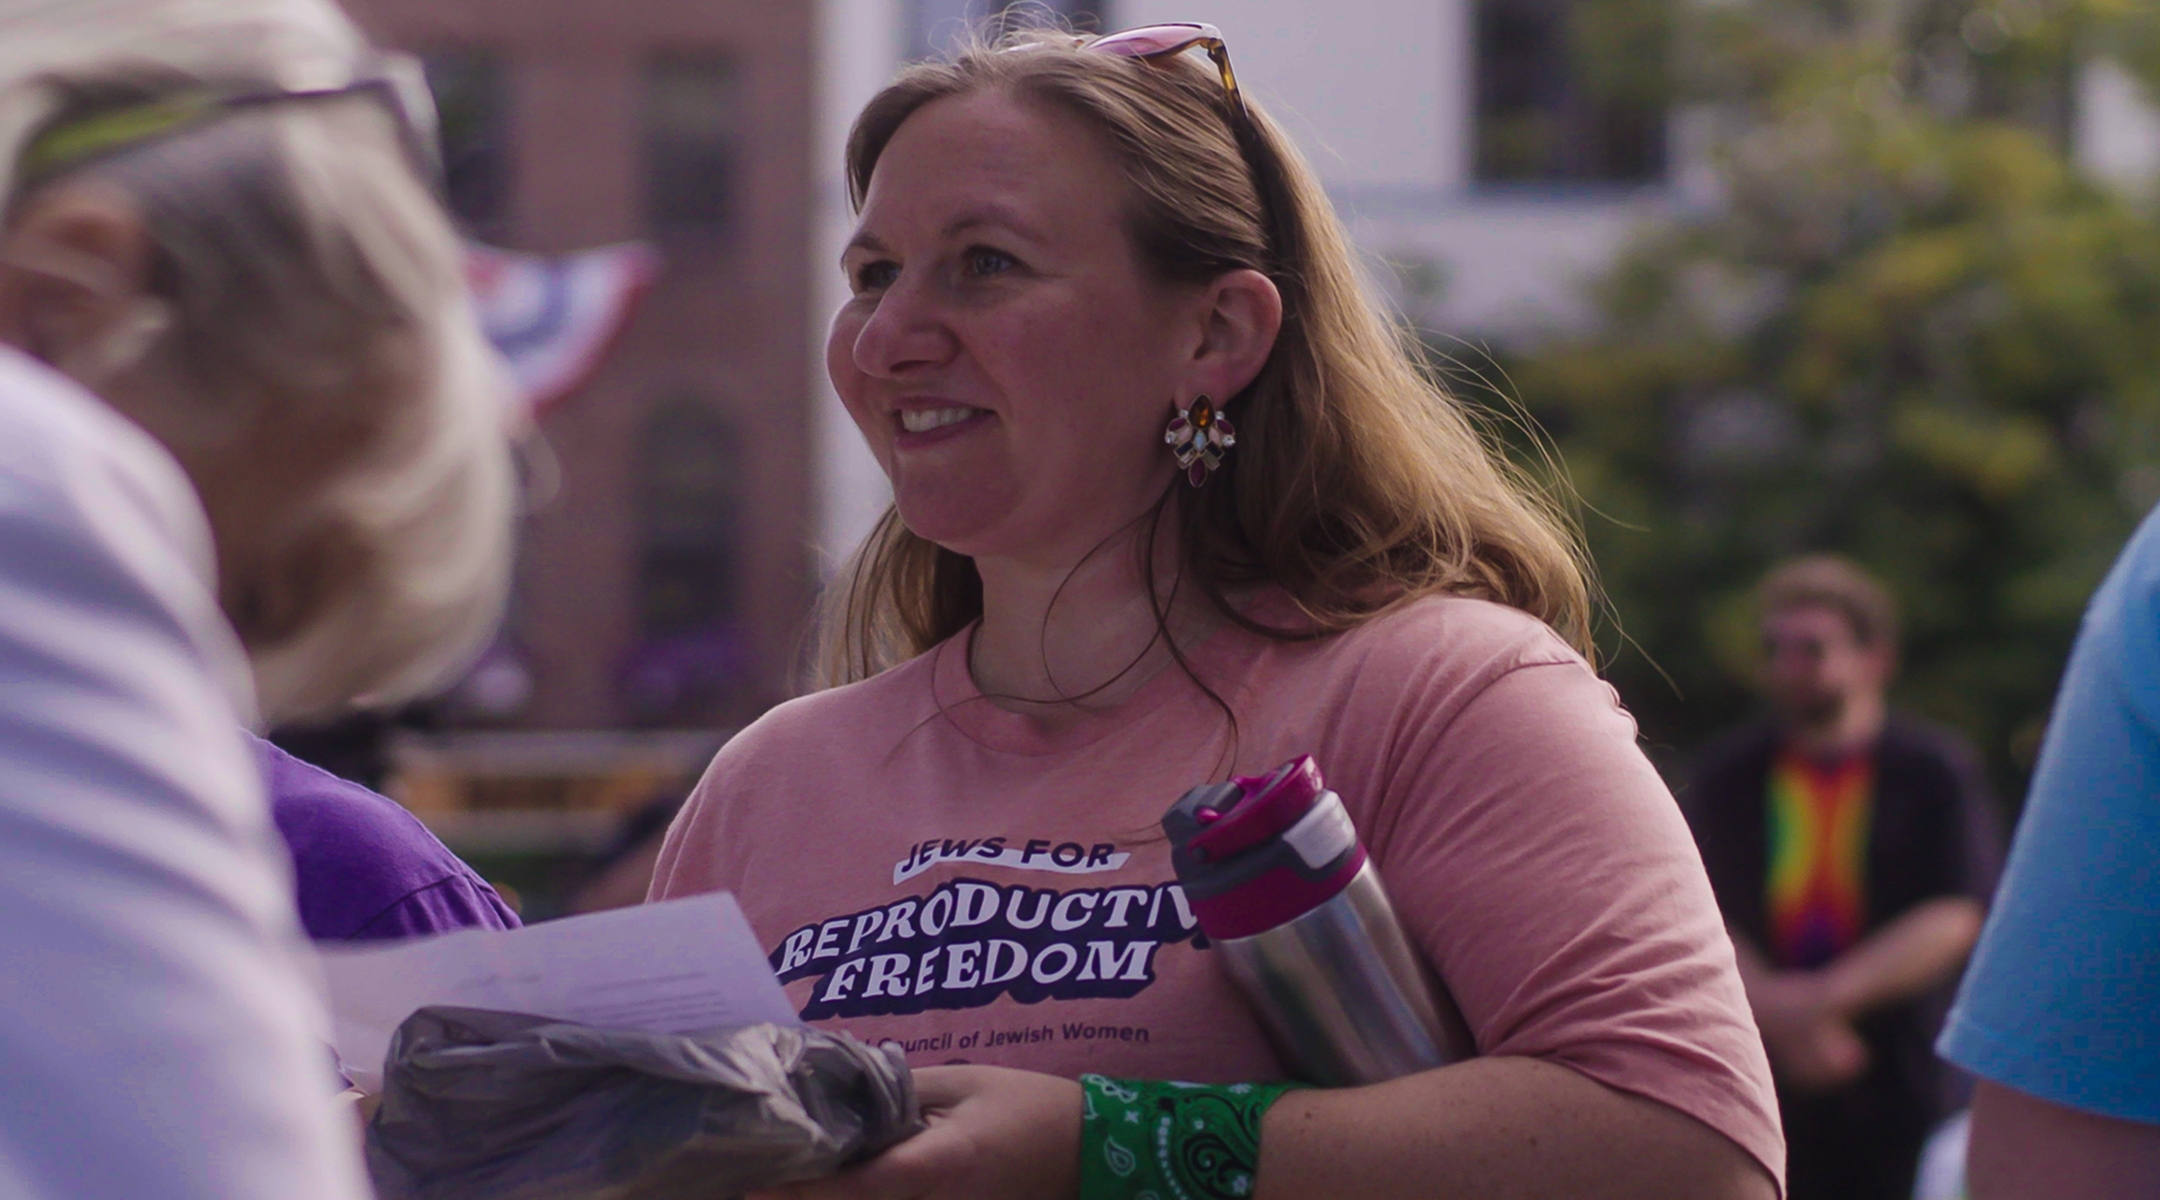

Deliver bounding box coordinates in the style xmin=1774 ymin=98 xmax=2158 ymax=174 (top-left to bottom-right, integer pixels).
xmin=254 ymin=736 xmax=520 ymax=941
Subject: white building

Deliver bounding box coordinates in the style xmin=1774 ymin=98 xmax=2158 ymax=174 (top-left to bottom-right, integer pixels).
xmin=810 ymin=0 xmax=2160 ymax=566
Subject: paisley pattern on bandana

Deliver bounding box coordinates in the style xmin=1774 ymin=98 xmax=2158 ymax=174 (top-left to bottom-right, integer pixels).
xmin=1079 ymin=1074 xmax=1304 ymax=1200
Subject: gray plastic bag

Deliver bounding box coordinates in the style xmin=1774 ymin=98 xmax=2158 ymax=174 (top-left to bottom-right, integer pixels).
xmin=366 ymin=1007 xmax=922 ymax=1200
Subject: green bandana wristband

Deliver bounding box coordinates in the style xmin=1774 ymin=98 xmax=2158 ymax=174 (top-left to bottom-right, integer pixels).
xmin=1078 ymin=1074 xmax=1307 ymax=1200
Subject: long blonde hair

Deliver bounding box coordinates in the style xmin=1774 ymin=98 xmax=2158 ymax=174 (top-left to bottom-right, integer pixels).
xmin=820 ymin=28 xmax=1590 ymax=686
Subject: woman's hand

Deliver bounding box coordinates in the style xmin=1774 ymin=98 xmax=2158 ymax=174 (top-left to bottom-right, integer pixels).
xmin=752 ymin=1065 xmax=1081 ymax=1200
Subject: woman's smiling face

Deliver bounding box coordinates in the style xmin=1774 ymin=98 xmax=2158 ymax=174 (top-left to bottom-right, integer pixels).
xmin=829 ymin=87 xmax=1202 ymax=566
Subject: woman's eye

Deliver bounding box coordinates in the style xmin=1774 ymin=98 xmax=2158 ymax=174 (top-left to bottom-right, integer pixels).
xmin=963 ymin=247 xmax=1017 ymax=277
xmin=853 ymin=260 xmax=899 ymax=291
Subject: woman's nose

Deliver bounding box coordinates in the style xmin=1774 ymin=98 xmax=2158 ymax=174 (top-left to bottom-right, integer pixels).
xmin=849 ymin=274 xmax=957 ymax=379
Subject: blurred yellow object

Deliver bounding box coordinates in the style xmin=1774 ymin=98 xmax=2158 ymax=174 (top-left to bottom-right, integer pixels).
xmin=386 ymin=729 xmax=725 ymax=857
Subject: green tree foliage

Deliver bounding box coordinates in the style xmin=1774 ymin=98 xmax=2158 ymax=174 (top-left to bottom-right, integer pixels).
xmin=1506 ymin=0 xmax=2160 ymax=791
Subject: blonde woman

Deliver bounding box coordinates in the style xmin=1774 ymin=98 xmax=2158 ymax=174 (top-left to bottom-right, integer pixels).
xmin=654 ymin=24 xmax=1782 ymax=1200
xmin=0 ymin=1 xmax=511 ymax=1197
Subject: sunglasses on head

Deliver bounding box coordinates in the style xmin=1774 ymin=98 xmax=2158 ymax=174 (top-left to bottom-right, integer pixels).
xmin=18 ymin=51 xmax=444 ymax=198
xmin=1083 ymin=22 xmax=1246 ymax=118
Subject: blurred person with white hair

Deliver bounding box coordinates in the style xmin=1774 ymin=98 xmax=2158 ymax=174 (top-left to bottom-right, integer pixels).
xmin=0 ymin=0 xmax=515 ymax=1196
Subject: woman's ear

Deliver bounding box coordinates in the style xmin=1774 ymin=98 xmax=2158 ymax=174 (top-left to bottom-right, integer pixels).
xmin=1189 ymin=267 xmax=1282 ymax=407
xmin=0 ymin=180 xmax=157 ymax=381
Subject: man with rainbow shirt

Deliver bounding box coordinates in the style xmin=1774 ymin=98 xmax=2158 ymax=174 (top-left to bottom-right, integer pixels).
xmin=1681 ymin=556 xmax=2003 ymax=1200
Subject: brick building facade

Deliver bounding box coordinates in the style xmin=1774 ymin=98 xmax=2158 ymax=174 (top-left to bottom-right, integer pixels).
xmin=344 ymin=0 xmax=819 ymax=730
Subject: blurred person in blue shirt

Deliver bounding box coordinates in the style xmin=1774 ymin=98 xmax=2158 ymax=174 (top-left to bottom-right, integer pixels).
xmin=0 ymin=2 xmax=514 ymax=1197
xmin=1937 ymin=504 xmax=2160 ymax=1198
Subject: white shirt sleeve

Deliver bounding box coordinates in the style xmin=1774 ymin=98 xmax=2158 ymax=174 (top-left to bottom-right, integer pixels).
xmin=0 ymin=351 xmax=372 ymax=1200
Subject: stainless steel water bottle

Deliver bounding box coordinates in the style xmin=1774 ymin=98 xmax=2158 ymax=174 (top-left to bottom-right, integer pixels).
xmin=1163 ymin=755 xmax=1475 ymax=1085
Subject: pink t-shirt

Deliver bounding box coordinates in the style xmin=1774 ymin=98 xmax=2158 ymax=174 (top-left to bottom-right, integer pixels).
xmin=651 ymin=595 xmax=1783 ymax=1182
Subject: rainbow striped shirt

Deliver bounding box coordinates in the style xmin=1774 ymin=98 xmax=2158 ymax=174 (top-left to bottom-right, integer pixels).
xmin=1766 ymin=749 xmax=1873 ymax=969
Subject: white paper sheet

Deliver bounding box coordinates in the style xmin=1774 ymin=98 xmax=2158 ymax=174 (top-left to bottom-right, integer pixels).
xmin=317 ymin=892 xmax=798 ymax=1091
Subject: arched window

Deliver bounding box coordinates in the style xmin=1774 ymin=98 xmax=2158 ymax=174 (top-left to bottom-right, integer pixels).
xmin=420 ymin=49 xmax=513 ymax=237
xmin=642 ymin=55 xmax=740 ymax=236
xmin=623 ymin=394 xmax=744 ymax=723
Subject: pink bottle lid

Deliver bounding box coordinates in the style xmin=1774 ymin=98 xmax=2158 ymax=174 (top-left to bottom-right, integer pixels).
xmin=1185 ymin=756 xmax=1328 ymax=864
xmin=1164 ymin=756 xmax=1367 ymax=940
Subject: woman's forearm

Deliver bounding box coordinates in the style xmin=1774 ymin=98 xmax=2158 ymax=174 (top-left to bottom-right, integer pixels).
xmin=1256 ymin=1057 xmax=1776 ymax=1200
xmin=1969 ymin=1081 xmax=2160 ymax=1200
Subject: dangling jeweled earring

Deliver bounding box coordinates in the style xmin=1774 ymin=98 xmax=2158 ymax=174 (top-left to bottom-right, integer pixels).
xmin=1165 ymin=395 xmax=1235 ymax=487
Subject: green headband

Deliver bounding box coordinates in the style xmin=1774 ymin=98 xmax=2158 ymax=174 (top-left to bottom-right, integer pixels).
xmin=14 ymin=57 xmax=443 ymax=199
xmin=19 ymin=94 xmax=226 ymax=182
